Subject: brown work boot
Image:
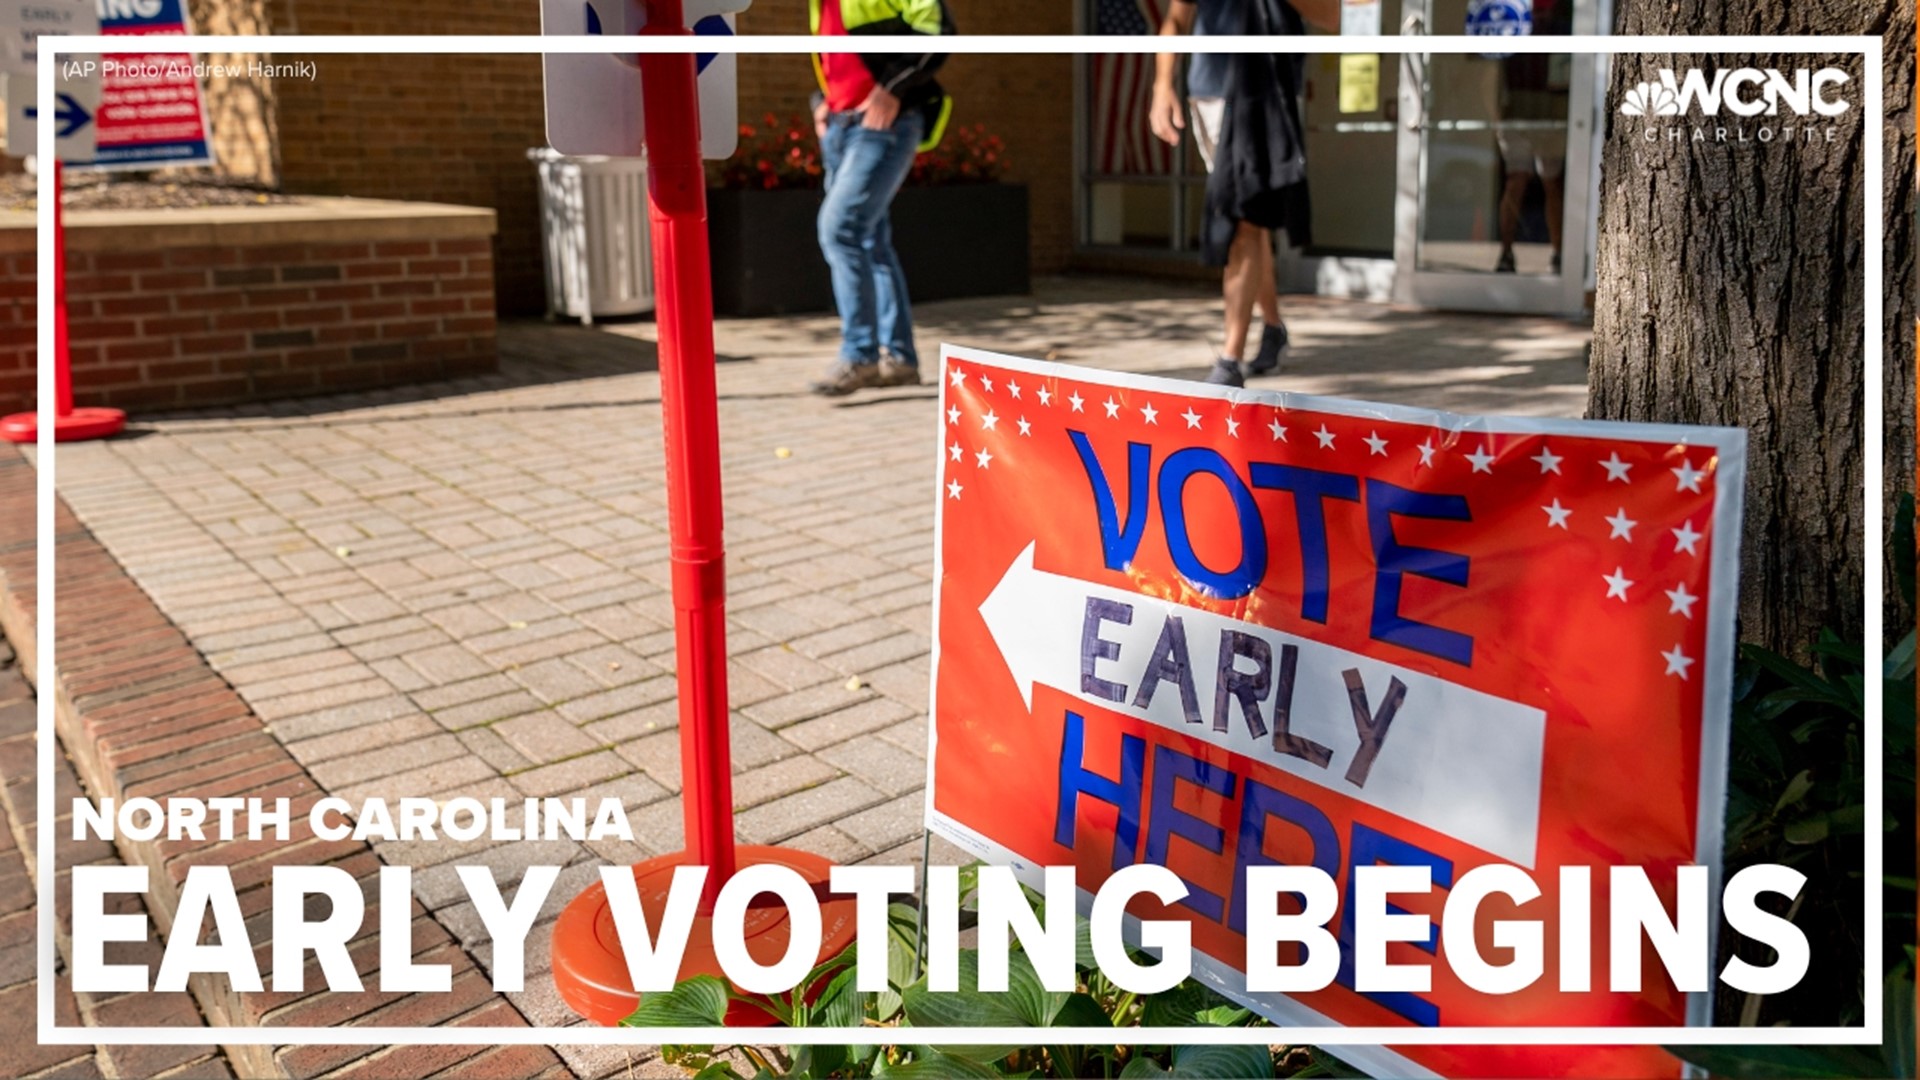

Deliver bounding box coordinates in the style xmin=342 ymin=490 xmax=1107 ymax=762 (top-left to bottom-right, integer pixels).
xmin=875 ymin=352 xmax=923 ymax=387
xmin=809 ymin=360 xmax=886 ymax=397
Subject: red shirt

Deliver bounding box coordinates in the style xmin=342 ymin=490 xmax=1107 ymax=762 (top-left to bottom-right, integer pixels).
xmin=818 ymin=0 xmax=875 ymax=113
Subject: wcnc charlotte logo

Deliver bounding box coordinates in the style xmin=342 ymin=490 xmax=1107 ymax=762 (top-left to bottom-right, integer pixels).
xmin=1619 ymin=67 xmax=1851 ymax=145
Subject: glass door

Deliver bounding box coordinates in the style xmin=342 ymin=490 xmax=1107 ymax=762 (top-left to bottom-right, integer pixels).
xmin=1391 ymin=0 xmax=1601 ymax=314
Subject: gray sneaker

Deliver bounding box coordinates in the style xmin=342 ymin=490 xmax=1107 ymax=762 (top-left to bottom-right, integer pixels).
xmin=810 ymin=360 xmax=886 ymax=397
xmin=1204 ymin=357 xmax=1245 ymax=387
xmin=875 ymin=353 xmax=922 ymax=387
xmin=1248 ymin=322 xmax=1289 ymax=376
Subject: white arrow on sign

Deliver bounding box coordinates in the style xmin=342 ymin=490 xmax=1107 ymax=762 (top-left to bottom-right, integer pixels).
xmin=540 ymin=0 xmax=747 ymax=160
xmin=976 ymin=542 xmax=1547 ymax=867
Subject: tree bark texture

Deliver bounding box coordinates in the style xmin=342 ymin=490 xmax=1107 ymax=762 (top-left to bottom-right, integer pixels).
xmin=1587 ymin=0 xmax=1913 ymax=657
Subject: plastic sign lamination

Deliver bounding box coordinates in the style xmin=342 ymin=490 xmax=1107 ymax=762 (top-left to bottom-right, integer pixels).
xmin=924 ymin=344 xmax=1746 ymax=1079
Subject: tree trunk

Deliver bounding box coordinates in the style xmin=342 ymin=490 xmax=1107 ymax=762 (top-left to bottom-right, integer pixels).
xmin=1587 ymin=1 xmax=1914 ymax=658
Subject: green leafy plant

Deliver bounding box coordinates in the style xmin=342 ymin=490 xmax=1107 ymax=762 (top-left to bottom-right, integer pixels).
xmin=1673 ymin=493 xmax=1916 ymax=1075
xmin=622 ymin=873 xmax=1358 ymax=1079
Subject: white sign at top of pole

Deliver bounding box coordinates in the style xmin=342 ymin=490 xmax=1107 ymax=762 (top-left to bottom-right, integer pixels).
xmin=540 ymin=0 xmax=749 ymax=161
xmin=0 ymin=0 xmax=100 ymax=160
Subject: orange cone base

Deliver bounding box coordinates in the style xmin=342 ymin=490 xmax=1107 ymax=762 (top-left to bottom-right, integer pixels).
xmin=551 ymin=845 xmax=859 ymax=1027
xmin=1 ymin=408 xmax=126 ymax=443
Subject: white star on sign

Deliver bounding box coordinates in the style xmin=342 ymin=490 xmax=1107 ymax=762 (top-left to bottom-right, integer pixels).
xmin=1038 ymin=387 xmax=1053 ymax=406
xmin=1225 ymin=416 xmax=1240 ymax=437
xmin=1314 ymin=425 xmax=1336 ymax=449
xmin=981 ymin=409 xmax=999 ymax=432
xmin=1008 ymin=380 xmax=1022 ymax=400
xmin=1269 ymin=419 xmax=1288 ymax=442
xmin=948 ymin=441 xmax=963 ymax=462
xmin=1671 ymin=460 xmax=1706 ymax=493
xmin=1665 ymin=583 xmax=1698 ymax=618
xmin=1417 ymin=441 xmax=1436 ymax=468
xmin=946 ymin=479 xmax=963 ymax=500
xmin=1605 ymin=507 xmax=1639 ymax=540
xmin=1532 ymin=446 xmax=1564 ymax=474
xmin=1465 ymin=445 xmax=1496 ymax=473
xmin=947 ymin=406 xmax=961 ymax=425
xmin=1601 ymin=452 xmax=1633 ymax=483
xmin=948 ymin=367 xmax=966 ymax=388
xmin=1602 ymin=567 xmax=1634 ymax=601
xmin=975 ymin=448 xmax=993 ymax=469
xmin=1671 ymin=520 xmax=1703 ymax=555
xmin=1661 ymin=644 xmax=1695 ymax=680
xmin=1181 ymin=407 xmax=1202 ymax=430
xmin=1017 ymin=416 xmax=1031 ymax=437
xmin=1066 ymin=391 xmax=1082 ymax=412
xmin=1364 ymin=431 xmax=1388 ymax=456
xmin=980 ymin=375 xmax=994 ymax=393
xmin=1140 ymin=402 xmax=1159 ymax=425
xmin=1103 ymin=397 xmax=1120 ymax=419
xmin=1543 ymin=499 xmax=1571 ymax=529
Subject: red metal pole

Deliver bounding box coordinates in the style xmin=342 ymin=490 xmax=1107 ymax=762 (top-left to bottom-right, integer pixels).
xmin=53 ymin=160 xmax=70 ymax=417
xmin=638 ymin=0 xmax=735 ymax=914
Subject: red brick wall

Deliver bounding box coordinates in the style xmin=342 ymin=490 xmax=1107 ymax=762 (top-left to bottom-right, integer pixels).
xmin=0 ymin=251 xmax=29 ymax=413
xmin=0 ymin=231 xmax=498 ymax=415
xmin=732 ymin=0 xmax=1078 ymax=278
xmin=248 ymin=0 xmax=1078 ymax=314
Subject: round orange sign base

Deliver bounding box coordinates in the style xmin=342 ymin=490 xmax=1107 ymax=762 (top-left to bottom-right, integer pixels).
xmin=1 ymin=408 xmax=126 ymax=443
xmin=551 ymin=845 xmax=859 ymax=1027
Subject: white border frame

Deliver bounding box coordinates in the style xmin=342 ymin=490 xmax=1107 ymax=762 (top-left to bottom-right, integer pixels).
xmin=33 ymin=33 xmax=1881 ymax=1052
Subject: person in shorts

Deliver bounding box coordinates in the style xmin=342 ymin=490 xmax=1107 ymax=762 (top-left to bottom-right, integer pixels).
xmin=1149 ymin=0 xmax=1334 ymax=387
xmin=1491 ymin=0 xmax=1571 ymax=274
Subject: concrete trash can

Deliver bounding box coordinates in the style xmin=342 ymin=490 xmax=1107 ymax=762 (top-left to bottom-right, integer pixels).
xmin=529 ymin=148 xmax=655 ymax=322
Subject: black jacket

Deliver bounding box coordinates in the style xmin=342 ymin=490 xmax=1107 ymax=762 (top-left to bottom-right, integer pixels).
xmin=1200 ymin=0 xmax=1312 ymax=266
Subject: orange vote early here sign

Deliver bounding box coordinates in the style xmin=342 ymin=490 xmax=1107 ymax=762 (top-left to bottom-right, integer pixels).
xmin=923 ymin=345 xmax=1747 ymax=1078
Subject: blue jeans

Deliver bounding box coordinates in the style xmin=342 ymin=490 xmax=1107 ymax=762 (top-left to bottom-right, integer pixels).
xmin=818 ymin=111 xmax=923 ymax=367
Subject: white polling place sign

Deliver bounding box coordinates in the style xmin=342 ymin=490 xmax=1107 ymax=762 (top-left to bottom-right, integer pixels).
xmin=0 ymin=0 xmax=100 ymax=160
xmin=540 ymin=0 xmax=746 ymax=159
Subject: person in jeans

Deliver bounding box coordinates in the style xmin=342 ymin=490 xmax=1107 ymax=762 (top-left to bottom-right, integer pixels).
xmin=807 ymin=0 xmax=956 ymax=397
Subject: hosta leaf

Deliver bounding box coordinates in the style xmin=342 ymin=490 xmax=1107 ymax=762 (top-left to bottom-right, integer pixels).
xmin=619 ymin=974 xmax=732 ymax=1027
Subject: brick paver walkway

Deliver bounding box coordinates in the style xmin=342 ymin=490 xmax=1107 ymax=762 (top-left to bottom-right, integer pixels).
xmin=31 ymin=277 xmax=1590 ymax=1044
xmin=0 ymin=640 xmax=236 ymax=1079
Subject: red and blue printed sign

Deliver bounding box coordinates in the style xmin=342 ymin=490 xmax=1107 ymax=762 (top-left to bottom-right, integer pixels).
xmin=81 ymin=0 xmax=213 ymax=169
xmin=924 ymin=345 xmax=1746 ymax=1078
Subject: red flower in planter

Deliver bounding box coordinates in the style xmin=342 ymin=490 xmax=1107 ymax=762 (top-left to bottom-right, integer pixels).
xmin=905 ymin=122 xmax=1008 ymax=188
xmin=715 ymin=114 xmax=1009 ymax=192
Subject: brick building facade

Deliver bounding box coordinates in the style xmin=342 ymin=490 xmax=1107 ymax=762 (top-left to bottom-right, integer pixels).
xmin=183 ymin=0 xmax=1076 ymax=315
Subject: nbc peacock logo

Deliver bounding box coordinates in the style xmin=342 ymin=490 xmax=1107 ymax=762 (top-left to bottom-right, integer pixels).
xmin=1619 ymin=81 xmax=1680 ymax=117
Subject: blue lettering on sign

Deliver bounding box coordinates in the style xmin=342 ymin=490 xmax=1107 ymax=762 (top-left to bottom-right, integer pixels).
xmin=1068 ymin=432 xmax=1475 ymax=667
xmin=1227 ymin=777 xmax=1339 ymax=934
xmin=1365 ymin=479 xmax=1474 ymax=667
xmin=1158 ymin=447 xmax=1267 ymax=600
xmin=1337 ymin=823 xmax=1453 ymax=1026
xmin=1249 ymin=463 xmax=1361 ymax=624
xmin=1143 ymin=745 xmax=1235 ymax=921
xmin=1052 ymin=711 xmax=1451 ymax=1025
xmin=1070 ymin=431 xmax=1152 ymax=573
xmin=1054 ymin=709 xmax=1145 ymax=871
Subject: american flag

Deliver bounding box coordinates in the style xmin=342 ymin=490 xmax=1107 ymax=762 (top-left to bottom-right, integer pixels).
xmin=1092 ymin=0 xmax=1174 ymax=175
